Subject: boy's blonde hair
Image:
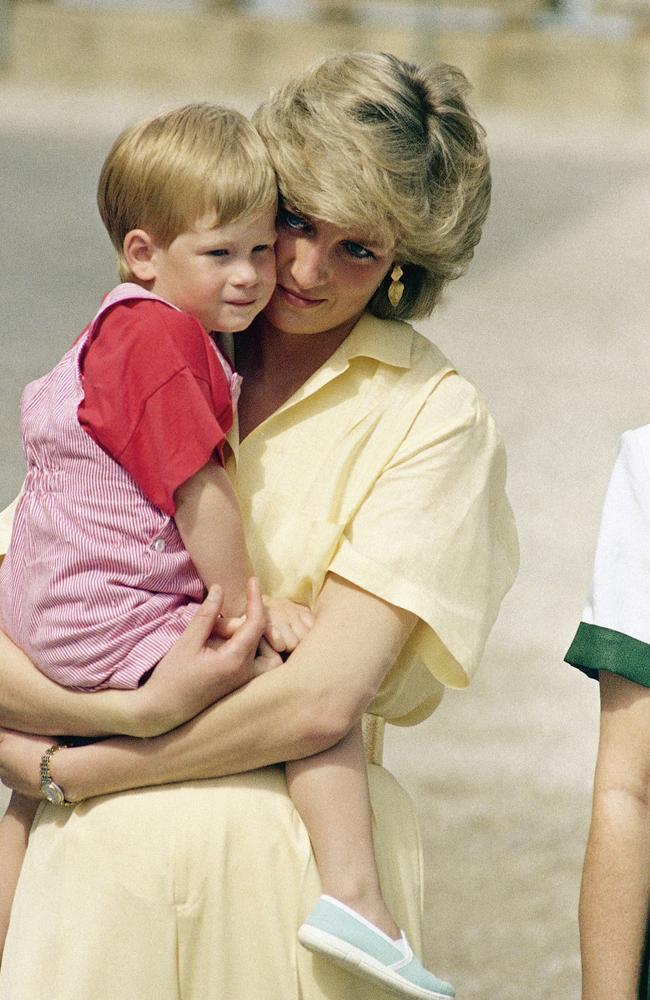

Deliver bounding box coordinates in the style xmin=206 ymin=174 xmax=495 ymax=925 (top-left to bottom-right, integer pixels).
xmin=253 ymin=52 xmax=490 ymax=320
xmin=98 ymin=103 xmax=277 ymax=282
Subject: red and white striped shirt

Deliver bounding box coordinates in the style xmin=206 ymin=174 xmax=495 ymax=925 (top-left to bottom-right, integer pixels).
xmin=0 ymin=285 xmax=240 ymax=690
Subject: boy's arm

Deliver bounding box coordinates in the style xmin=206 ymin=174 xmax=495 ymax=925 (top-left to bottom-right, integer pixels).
xmin=174 ymin=459 xmax=252 ymax=619
xmin=174 ymin=459 xmax=314 ymax=651
xmin=0 ymin=793 xmax=37 ymax=962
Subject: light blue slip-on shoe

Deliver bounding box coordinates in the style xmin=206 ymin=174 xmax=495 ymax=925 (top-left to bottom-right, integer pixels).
xmin=298 ymin=895 xmax=455 ymax=1000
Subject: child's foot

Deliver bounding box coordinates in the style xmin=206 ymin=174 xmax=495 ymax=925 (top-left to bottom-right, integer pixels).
xmin=298 ymin=895 xmax=455 ymax=999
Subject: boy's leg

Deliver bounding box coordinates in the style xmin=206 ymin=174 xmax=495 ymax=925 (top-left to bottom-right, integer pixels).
xmin=0 ymin=793 xmax=37 ymax=962
xmin=285 ymin=722 xmax=400 ymax=938
xmin=287 ymin=727 xmax=456 ymax=998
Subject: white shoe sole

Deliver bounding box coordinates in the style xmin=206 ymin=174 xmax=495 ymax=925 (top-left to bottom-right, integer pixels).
xmin=298 ymin=924 xmax=454 ymax=1000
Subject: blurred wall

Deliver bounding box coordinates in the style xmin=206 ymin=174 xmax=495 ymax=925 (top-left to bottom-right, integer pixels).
xmin=2 ymin=1 xmax=649 ymax=116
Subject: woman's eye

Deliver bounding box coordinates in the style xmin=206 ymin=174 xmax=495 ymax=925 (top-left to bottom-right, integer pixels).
xmin=343 ymin=241 xmax=375 ymax=260
xmin=280 ymin=209 xmax=309 ymax=232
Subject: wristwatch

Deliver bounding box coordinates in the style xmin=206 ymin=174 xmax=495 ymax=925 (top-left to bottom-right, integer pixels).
xmin=39 ymin=744 xmax=73 ymax=807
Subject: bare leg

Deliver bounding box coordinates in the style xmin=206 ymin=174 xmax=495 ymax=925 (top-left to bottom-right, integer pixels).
xmin=285 ymin=722 xmax=400 ymax=938
xmin=0 ymin=793 xmax=37 ymax=962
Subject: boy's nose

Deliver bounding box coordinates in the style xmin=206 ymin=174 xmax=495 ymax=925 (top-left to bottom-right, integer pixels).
xmin=231 ymin=261 xmax=258 ymax=287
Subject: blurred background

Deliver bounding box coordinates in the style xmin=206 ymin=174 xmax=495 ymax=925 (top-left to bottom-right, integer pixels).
xmin=0 ymin=2 xmax=648 ymax=997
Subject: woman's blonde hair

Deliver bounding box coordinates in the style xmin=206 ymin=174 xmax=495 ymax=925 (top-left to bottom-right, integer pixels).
xmin=253 ymin=52 xmax=490 ymax=320
xmin=98 ymin=103 xmax=277 ymax=282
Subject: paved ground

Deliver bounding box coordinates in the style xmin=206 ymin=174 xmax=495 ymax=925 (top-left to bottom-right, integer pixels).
xmin=0 ymin=79 xmax=648 ymax=999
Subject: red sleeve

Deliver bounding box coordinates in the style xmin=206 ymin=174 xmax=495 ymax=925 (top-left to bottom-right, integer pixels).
xmin=77 ymin=299 xmax=234 ymax=515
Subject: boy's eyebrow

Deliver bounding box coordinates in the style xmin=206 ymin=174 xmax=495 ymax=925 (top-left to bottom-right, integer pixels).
xmin=196 ymin=230 xmax=277 ymax=251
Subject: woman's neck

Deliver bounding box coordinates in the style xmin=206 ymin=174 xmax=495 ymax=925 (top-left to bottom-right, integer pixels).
xmin=234 ymin=314 xmax=358 ymax=439
xmin=240 ymin=315 xmax=355 ymax=383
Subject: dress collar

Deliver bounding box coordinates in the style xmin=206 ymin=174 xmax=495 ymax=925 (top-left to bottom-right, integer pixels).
xmin=334 ymin=312 xmax=413 ymax=370
xmin=221 ymin=311 xmax=413 ymax=380
xmin=223 ymin=312 xmax=415 ymax=455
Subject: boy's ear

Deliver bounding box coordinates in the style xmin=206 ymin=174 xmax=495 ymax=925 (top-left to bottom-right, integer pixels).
xmin=123 ymin=229 xmax=158 ymax=282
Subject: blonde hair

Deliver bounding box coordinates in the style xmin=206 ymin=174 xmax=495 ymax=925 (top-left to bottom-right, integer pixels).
xmin=98 ymin=103 xmax=277 ymax=282
xmin=253 ymin=52 xmax=490 ymax=320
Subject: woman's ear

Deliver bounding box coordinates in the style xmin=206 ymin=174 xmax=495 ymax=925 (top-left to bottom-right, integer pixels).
xmin=123 ymin=229 xmax=158 ymax=283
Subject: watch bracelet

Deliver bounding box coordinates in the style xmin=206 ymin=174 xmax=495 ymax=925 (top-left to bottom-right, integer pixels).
xmin=40 ymin=744 xmax=73 ymax=806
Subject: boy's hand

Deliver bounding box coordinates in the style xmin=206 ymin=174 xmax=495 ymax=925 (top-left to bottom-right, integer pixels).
xmin=253 ymin=637 xmax=284 ymax=676
xmin=262 ymin=596 xmax=314 ymax=653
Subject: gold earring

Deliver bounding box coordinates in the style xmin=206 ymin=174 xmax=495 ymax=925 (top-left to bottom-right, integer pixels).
xmin=388 ymin=265 xmax=404 ymax=307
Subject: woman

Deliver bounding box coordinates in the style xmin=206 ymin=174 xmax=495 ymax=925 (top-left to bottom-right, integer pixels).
xmin=0 ymin=52 xmax=518 ymax=999
xmin=565 ymin=429 xmax=650 ymax=1000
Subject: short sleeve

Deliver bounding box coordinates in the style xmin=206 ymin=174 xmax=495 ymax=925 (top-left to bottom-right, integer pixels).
xmin=329 ymin=373 xmax=519 ymax=688
xmin=78 ymin=301 xmax=234 ymax=515
xmin=565 ymin=428 xmax=650 ymax=688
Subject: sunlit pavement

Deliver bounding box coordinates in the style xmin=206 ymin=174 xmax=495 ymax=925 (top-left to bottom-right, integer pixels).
xmin=1 ymin=80 xmax=648 ymax=999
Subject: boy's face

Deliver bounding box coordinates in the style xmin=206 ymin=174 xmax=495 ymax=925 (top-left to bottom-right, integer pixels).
xmin=147 ymin=208 xmax=277 ymax=333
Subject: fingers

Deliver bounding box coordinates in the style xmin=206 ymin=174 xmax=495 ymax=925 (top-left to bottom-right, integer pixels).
xmin=300 ymin=607 xmax=315 ymax=628
xmin=220 ymin=579 xmax=265 ymax=658
xmin=264 ymin=624 xmax=290 ymax=653
xmin=292 ymin=606 xmax=315 ymax=641
xmin=184 ymin=585 xmax=225 ymax=647
xmin=243 ymin=577 xmax=265 ymax=633
xmin=254 ymin=638 xmax=284 ymax=675
xmin=212 ymin=615 xmax=246 ymax=639
xmin=264 ymin=600 xmax=315 ymax=652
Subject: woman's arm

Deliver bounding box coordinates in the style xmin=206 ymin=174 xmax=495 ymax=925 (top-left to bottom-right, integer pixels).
xmin=0 ymin=575 xmax=416 ymax=802
xmin=0 ymin=580 xmax=265 ymax=738
xmin=579 ymin=671 xmax=650 ymax=1000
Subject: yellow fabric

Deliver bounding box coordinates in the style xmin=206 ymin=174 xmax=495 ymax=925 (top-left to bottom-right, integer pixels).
xmin=1 ymin=767 xmax=423 ymax=1000
xmin=0 ymin=314 xmax=518 ymax=721
xmin=0 ymin=312 xmax=517 ymax=999
xmin=226 ymin=312 xmax=518 ymax=724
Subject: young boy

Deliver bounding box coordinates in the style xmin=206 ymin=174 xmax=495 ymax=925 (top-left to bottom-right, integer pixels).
xmin=0 ymin=101 xmax=294 ymax=955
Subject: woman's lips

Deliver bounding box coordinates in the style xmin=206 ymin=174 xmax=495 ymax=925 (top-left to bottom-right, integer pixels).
xmin=278 ymin=285 xmax=325 ymax=308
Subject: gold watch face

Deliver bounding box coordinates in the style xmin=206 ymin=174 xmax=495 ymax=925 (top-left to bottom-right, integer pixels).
xmin=42 ymin=781 xmax=65 ymax=806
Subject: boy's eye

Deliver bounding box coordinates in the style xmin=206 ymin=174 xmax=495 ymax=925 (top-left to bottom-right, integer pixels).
xmin=252 ymin=243 xmax=274 ymax=254
xmin=208 ymin=248 xmax=229 ymax=257
xmin=342 ymin=241 xmax=375 ymax=261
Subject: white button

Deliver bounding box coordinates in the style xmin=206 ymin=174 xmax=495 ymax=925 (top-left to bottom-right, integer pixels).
xmin=152 ymin=539 xmax=166 ymax=552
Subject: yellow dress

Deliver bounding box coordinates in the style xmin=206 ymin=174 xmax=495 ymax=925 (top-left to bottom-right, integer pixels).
xmin=0 ymin=314 xmax=518 ymax=1000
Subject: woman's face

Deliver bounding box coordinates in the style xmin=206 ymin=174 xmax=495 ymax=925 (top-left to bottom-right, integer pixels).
xmin=261 ymin=206 xmax=394 ymax=340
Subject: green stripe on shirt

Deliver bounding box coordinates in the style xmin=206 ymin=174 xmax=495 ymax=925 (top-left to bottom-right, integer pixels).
xmin=565 ymin=622 xmax=650 ymax=687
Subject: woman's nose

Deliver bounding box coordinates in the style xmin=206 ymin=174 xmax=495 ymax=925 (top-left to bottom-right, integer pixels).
xmin=290 ymin=239 xmax=330 ymax=289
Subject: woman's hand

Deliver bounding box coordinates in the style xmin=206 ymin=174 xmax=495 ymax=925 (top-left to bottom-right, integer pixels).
xmin=0 ymin=730 xmax=52 ymax=798
xmin=0 ymin=580 xmax=264 ymax=743
xmin=135 ymin=578 xmax=266 ymax=736
xmin=47 ymin=576 xmax=417 ymax=804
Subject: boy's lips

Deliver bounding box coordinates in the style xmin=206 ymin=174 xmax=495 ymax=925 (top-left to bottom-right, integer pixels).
xmin=278 ymin=284 xmax=326 ymax=307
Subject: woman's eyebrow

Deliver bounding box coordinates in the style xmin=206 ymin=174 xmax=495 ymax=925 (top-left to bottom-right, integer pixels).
xmin=280 ymin=202 xmax=304 ymax=216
